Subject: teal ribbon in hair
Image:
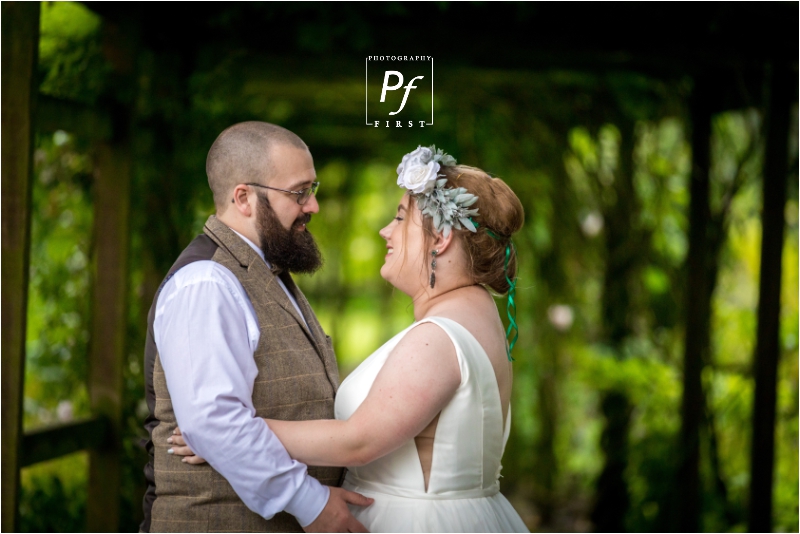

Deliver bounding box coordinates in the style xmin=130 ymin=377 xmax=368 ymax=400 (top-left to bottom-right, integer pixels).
xmin=501 ymin=241 xmax=518 ymax=362
xmin=471 ymin=218 xmax=519 ymax=362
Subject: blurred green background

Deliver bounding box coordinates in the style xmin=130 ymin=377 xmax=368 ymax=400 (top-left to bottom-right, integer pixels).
xmin=13 ymin=2 xmax=798 ymax=532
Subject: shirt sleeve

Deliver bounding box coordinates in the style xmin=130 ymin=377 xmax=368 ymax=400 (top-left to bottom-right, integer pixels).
xmin=154 ymin=262 xmax=329 ymax=527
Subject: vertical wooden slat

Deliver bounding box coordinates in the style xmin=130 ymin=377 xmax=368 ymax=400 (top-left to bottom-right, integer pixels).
xmin=677 ymin=76 xmax=712 ymax=533
xmin=590 ymin=119 xmax=639 ymax=533
xmin=748 ymin=62 xmax=791 ymax=533
xmin=87 ymin=138 xmax=131 ymax=532
xmin=85 ymin=15 xmax=137 ymax=531
xmin=1 ymin=3 xmax=40 ymax=532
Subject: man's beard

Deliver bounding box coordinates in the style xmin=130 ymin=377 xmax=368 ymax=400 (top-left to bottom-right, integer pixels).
xmin=256 ymin=193 xmax=323 ymax=274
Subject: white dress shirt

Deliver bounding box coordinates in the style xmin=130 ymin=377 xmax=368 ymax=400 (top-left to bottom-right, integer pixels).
xmin=154 ymin=230 xmax=328 ymax=527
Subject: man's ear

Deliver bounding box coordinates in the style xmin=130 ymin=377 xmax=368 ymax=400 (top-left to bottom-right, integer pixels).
xmin=231 ymin=184 xmax=254 ymax=217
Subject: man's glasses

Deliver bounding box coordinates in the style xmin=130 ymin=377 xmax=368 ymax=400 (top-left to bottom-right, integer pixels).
xmin=245 ymin=182 xmax=319 ymax=205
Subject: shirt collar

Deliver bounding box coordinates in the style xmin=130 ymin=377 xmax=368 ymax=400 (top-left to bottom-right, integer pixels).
xmin=230 ymin=228 xmax=272 ymax=269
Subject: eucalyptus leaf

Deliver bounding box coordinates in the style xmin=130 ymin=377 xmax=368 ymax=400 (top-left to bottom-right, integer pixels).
xmin=460 ymin=217 xmax=476 ymax=232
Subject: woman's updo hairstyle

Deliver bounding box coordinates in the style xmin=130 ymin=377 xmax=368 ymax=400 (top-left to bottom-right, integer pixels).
xmin=410 ymin=164 xmax=525 ymax=294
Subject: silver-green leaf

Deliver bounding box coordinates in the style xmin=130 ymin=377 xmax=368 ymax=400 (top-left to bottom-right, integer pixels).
xmin=460 ymin=217 xmax=477 ymax=232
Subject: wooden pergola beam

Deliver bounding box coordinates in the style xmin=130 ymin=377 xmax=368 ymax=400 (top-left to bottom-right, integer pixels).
xmin=85 ymin=17 xmax=136 ymax=532
xmin=21 ymin=418 xmax=111 ymax=468
xmin=677 ymin=74 xmax=713 ymax=533
xmin=1 ymin=3 xmax=40 ymax=532
xmin=37 ymin=94 xmax=112 ymax=140
xmin=86 ymin=139 xmax=130 ymax=532
xmin=748 ymin=61 xmax=792 ymax=533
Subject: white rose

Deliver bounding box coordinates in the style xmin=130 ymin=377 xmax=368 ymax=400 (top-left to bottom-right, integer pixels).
xmin=396 ymin=146 xmax=433 ymax=175
xmin=397 ymin=146 xmax=438 ymax=194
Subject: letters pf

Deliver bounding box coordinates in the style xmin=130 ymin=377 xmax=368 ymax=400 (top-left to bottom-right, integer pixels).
xmin=380 ymin=71 xmax=424 ymax=115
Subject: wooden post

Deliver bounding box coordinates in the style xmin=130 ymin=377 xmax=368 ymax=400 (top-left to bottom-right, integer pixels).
xmin=86 ymin=18 xmax=135 ymax=533
xmin=748 ymin=62 xmax=791 ymax=533
xmin=86 ymin=139 xmax=131 ymax=532
xmin=590 ymin=119 xmax=638 ymax=533
xmin=677 ymin=76 xmax=712 ymax=533
xmin=1 ymin=3 xmax=39 ymax=532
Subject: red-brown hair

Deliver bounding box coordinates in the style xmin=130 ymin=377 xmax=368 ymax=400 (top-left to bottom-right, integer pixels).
xmin=409 ymin=164 xmax=525 ymax=294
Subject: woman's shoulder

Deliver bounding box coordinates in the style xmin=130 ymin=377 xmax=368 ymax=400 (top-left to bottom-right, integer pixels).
xmin=414 ymin=316 xmax=490 ymax=355
xmin=402 ymin=320 xmax=459 ymax=357
xmin=420 ymin=303 xmax=508 ymax=366
xmin=377 ymin=320 xmax=462 ymax=396
xmin=422 ymin=290 xmax=504 ymax=340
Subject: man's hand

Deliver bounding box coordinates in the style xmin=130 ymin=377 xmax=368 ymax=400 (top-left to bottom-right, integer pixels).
xmin=304 ymin=487 xmax=373 ymax=533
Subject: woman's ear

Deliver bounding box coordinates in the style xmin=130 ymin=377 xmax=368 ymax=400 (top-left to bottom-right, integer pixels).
xmin=433 ymin=228 xmax=456 ymax=255
xmin=231 ymin=184 xmax=254 ymax=217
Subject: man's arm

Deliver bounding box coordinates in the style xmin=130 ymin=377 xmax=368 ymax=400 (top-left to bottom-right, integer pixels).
xmin=154 ymin=262 xmax=328 ymax=526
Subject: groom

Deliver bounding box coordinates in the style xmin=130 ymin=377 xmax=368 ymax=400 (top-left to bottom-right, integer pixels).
xmin=141 ymin=122 xmax=370 ymax=532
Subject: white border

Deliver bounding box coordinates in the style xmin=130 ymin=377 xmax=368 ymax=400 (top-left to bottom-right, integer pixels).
xmin=365 ymin=57 xmax=434 ymax=126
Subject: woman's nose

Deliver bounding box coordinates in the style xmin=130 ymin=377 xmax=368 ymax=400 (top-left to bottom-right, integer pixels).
xmin=379 ymin=224 xmax=391 ymax=240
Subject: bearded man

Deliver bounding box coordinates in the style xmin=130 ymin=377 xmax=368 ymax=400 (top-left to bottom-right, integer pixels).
xmin=140 ymin=122 xmax=371 ymax=532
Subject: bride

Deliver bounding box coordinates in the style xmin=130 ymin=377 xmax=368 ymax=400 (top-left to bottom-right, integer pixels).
xmin=172 ymin=146 xmax=528 ymax=532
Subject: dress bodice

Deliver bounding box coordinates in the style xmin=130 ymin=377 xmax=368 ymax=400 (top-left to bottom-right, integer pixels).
xmin=334 ymin=317 xmax=511 ymax=499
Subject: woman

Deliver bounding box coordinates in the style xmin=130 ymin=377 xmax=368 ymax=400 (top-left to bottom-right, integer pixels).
xmin=173 ymin=146 xmax=528 ymax=532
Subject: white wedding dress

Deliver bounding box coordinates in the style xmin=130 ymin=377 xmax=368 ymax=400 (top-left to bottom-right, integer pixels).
xmin=335 ymin=317 xmax=529 ymax=532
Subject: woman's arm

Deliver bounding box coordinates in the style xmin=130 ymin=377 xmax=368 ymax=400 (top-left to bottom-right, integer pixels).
xmin=268 ymin=322 xmax=461 ymax=467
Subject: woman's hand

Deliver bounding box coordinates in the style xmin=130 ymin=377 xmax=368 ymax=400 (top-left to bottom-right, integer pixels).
xmin=167 ymin=427 xmax=207 ymax=465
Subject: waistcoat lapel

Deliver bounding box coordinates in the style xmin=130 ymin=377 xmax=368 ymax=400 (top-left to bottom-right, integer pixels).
xmin=202 ymin=216 xmax=320 ymax=352
xmin=278 ymin=272 xmax=322 ymax=342
xmin=278 ymin=272 xmax=340 ymax=392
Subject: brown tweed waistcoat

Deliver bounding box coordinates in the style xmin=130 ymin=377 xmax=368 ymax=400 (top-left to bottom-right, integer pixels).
xmin=143 ymin=215 xmax=343 ymax=533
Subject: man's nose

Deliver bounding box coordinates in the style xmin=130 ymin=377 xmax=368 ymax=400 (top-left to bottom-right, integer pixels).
xmin=302 ymin=194 xmax=320 ymax=214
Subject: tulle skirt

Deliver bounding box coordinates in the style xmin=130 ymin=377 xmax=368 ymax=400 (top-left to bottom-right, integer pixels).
xmin=343 ymin=478 xmax=529 ymax=533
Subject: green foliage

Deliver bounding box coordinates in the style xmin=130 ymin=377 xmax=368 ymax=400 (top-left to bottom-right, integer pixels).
xmin=21 ymin=3 xmax=799 ymax=532
xmin=38 ymin=2 xmax=107 ymax=103
xmin=25 ymin=131 xmax=93 ymax=428
xmin=19 ymin=453 xmax=88 ymax=533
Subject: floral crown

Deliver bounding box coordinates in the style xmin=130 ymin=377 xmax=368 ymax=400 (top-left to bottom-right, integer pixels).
xmin=396 ymin=145 xmax=478 ymax=238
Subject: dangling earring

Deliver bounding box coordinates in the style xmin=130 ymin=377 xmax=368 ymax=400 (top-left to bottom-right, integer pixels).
xmin=430 ymin=250 xmax=438 ymax=289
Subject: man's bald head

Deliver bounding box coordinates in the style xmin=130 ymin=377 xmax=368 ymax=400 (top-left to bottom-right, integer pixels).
xmin=206 ymin=121 xmax=308 ymax=211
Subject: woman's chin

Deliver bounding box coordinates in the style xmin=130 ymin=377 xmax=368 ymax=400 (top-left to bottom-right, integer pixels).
xmin=379 ymin=266 xmax=401 ymax=290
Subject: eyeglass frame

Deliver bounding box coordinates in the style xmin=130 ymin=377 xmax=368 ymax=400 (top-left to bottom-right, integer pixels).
xmin=244 ymin=181 xmax=320 ymax=205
